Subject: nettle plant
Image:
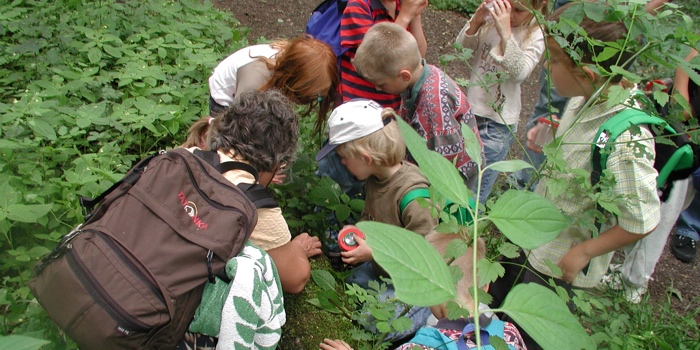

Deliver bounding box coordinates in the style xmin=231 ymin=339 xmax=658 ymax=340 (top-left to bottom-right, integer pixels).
xmin=312 ymin=1 xmax=700 ymax=349
xmin=0 ymin=0 xmax=247 ymax=345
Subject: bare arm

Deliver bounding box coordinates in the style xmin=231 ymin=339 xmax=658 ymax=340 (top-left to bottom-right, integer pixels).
xmin=558 ymin=224 xmax=653 ymax=283
xmin=266 ymin=233 xmax=321 ymax=294
xmin=674 ymin=49 xmax=699 ymax=119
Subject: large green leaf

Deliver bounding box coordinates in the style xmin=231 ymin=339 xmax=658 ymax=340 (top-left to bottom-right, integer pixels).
xmin=487 ymin=159 xmax=533 ymax=173
xmin=7 ymin=204 xmax=53 ymax=223
xmin=357 ymin=221 xmax=455 ymax=306
xmin=489 ymin=190 xmax=569 ymax=249
xmin=397 ymin=118 xmax=471 ymax=208
xmin=461 ymin=124 xmax=482 ymax=167
xmin=0 ymin=335 xmax=50 ymax=350
xmin=500 ymin=284 xmax=595 ymax=350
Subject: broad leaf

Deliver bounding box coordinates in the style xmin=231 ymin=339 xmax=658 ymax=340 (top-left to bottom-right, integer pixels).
xmin=311 ymin=270 xmax=336 ymax=291
xmin=489 ymin=190 xmax=569 ymax=249
xmin=0 ymin=335 xmax=50 ymax=350
xmin=357 ymin=221 xmax=455 ymax=306
xmin=397 ymin=118 xmax=471 ymax=208
xmin=487 ymin=159 xmax=533 ymax=173
xmin=476 ymin=258 xmax=504 ymax=287
xmin=7 ymin=204 xmax=53 ymax=223
xmin=461 ymin=124 xmax=482 ymax=166
xmin=500 ymin=284 xmax=595 ymax=350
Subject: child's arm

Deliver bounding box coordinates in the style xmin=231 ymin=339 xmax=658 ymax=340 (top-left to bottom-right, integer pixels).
xmin=489 ymin=15 xmax=545 ymax=83
xmin=558 ymin=224 xmax=653 ymax=283
xmin=456 ymin=0 xmax=491 ymax=42
xmin=394 ymin=0 xmax=428 ymax=56
xmin=673 ymin=49 xmax=698 ymax=120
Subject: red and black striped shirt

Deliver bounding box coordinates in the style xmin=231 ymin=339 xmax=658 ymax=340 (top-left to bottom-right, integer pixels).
xmin=339 ymin=0 xmax=403 ymax=109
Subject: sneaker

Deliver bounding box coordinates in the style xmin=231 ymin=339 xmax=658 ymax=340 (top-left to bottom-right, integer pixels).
xmin=623 ymin=285 xmax=647 ymax=304
xmin=671 ymin=235 xmax=697 ymax=263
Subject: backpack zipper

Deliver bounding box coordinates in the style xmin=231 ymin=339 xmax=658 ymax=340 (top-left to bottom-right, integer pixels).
xmin=66 ymin=233 xmax=164 ymax=333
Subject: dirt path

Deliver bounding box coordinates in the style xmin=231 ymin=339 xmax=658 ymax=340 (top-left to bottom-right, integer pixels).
xmin=214 ymin=0 xmax=700 ymax=318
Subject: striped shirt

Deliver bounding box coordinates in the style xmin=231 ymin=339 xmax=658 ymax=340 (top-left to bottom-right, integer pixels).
xmin=528 ymin=96 xmax=661 ymax=288
xmin=339 ymin=0 xmax=402 ymax=109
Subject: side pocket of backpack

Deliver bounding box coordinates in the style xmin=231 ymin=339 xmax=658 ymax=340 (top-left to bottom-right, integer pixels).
xmin=30 ymin=230 xmax=171 ymax=349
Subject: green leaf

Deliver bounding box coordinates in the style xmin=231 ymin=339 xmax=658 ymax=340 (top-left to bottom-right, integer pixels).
xmin=651 ymin=90 xmax=669 ymax=108
xmin=489 ymin=335 xmax=509 ymax=350
xmin=7 ymin=204 xmax=53 ymax=223
xmin=582 ymin=1 xmax=607 ymax=22
xmin=0 ymin=335 xmax=50 ymax=350
xmin=487 ymin=159 xmax=533 ymax=173
xmin=461 ymin=123 xmax=482 ymax=166
xmin=501 ymin=284 xmax=595 ymax=350
xmin=476 ymin=258 xmax=504 ymax=287
xmin=489 ymin=190 xmax=570 ymax=250
xmin=593 ymin=47 xmax=620 ymax=63
xmin=609 ymin=66 xmax=643 ymax=84
xmin=357 ymin=221 xmax=455 ymax=306
xmin=311 ymin=269 xmax=336 ymax=291
xmin=444 ymin=237 xmax=468 ymax=261
xmin=397 ymin=118 xmax=471 ymax=208
xmin=88 ymin=47 xmax=102 ymax=64
xmin=498 ymin=242 xmax=520 ymax=259
xmin=29 ymin=119 xmax=57 ymax=141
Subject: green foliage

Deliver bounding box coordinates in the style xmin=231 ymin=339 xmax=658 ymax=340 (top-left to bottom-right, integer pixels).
xmin=0 ymin=335 xmax=49 ymax=350
xmin=0 ymin=0 xmax=247 ymax=343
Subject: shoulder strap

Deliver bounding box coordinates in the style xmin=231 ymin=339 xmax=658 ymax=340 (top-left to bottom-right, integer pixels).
xmin=192 ymin=149 xmax=277 ymax=209
xmin=590 ymin=108 xmax=677 ymax=189
xmin=399 ymin=188 xmax=431 ymax=217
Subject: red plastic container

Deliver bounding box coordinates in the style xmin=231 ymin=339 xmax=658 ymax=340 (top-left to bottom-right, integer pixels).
xmin=338 ymin=226 xmax=365 ymax=251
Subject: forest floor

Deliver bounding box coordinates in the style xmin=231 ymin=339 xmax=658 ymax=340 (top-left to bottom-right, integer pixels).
xmin=213 ymin=0 xmax=700 ymax=320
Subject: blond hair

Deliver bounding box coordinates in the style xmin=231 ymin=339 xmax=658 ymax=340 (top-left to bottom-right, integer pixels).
xmin=335 ymin=108 xmax=405 ymax=167
xmin=428 ymin=232 xmax=486 ymax=305
xmin=352 ymin=22 xmax=421 ymax=82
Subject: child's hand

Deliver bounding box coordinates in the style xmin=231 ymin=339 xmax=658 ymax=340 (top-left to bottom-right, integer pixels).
xmin=320 ymin=339 xmax=353 ymax=350
xmin=292 ymin=232 xmax=322 ymax=258
xmin=471 ymin=0 xmax=493 ymax=27
xmin=490 ymin=0 xmax=512 ymax=42
xmin=402 ymin=0 xmax=428 ymax=18
xmin=558 ymin=244 xmax=593 ymax=283
xmin=340 ymin=235 xmax=372 ymax=265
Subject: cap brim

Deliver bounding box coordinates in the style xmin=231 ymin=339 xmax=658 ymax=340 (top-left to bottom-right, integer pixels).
xmin=315 ymin=143 xmax=339 ymax=161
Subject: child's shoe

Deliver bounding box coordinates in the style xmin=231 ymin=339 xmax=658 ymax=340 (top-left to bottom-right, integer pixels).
xmin=671 ymin=234 xmax=697 ymax=263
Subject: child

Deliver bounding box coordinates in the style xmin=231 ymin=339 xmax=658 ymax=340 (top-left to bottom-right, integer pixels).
xmin=490 ymin=1 xmax=661 ymax=315
xmin=320 ymin=234 xmax=528 ymax=350
xmin=316 ymin=99 xmax=438 ymax=341
xmin=455 ymin=0 xmax=547 ymax=202
xmin=352 ymin=22 xmax=483 ymax=189
xmin=182 ymin=36 xmax=339 ymax=148
xmin=339 ymin=0 xmax=427 ymax=109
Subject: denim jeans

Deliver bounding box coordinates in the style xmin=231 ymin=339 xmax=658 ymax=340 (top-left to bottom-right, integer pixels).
xmin=477 ymin=116 xmax=516 ymax=203
xmin=316 ymin=148 xmax=365 ymax=199
xmin=346 ymin=262 xmax=432 ymax=343
xmin=676 ymin=189 xmax=700 ymax=241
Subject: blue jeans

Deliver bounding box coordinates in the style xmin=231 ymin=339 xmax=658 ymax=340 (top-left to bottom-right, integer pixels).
xmin=477 ymin=116 xmax=516 ymax=203
xmin=676 ymin=190 xmax=700 ymax=241
xmin=346 ymin=262 xmax=432 ymax=343
xmin=316 ymin=148 xmax=365 ymax=199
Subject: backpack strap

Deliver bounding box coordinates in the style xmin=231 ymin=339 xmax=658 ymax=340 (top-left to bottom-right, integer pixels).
xmin=80 ymin=152 xmax=160 ymax=220
xmin=192 ymin=149 xmax=278 ymax=209
xmin=399 ymin=188 xmax=475 ymax=225
xmin=399 ymin=188 xmax=431 ymax=217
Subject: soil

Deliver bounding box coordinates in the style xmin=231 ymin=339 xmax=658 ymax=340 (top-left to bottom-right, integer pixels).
xmin=213 ymin=0 xmax=700 ymax=319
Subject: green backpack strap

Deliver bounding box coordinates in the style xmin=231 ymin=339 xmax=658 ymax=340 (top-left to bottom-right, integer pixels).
xmin=590 ymin=108 xmax=680 ymax=190
xmin=399 ymin=188 xmax=475 ymax=226
xmin=399 ymin=188 xmax=431 ymax=216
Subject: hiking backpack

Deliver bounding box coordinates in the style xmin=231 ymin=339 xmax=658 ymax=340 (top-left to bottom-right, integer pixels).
xmin=590 ymin=108 xmax=700 ymax=202
xmin=29 ymin=148 xmax=270 ymax=350
xmin=305 ymin=0 xmax=349 ymax=59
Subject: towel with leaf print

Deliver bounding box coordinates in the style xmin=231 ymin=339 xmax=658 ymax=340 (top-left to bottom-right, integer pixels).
xmin=189 ymin=242 xmax=285 ymax=350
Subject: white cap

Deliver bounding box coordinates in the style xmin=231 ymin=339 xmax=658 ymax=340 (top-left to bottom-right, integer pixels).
xmin=315 ymin=99 xmax=387 ymax=161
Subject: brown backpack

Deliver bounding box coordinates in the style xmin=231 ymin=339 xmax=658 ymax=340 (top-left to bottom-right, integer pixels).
xmin=29 ymin=148 xmax=259 ymax=350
